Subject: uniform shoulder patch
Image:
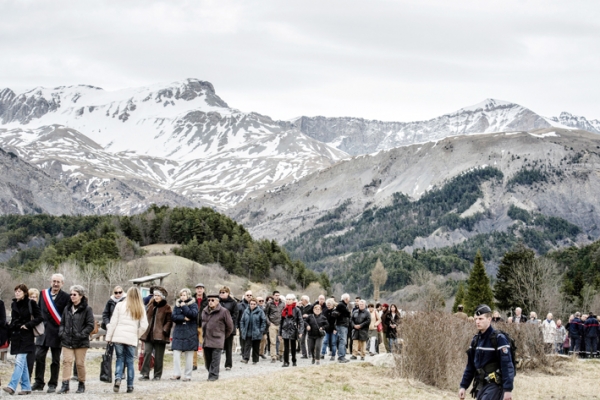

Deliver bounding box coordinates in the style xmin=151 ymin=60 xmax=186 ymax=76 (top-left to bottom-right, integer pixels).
xmin=502 ymin=347 xmax=508 ymax=354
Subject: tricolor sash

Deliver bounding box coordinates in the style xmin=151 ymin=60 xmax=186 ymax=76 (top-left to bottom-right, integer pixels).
xmin=42 ymin=288 xmax=62 ymax=325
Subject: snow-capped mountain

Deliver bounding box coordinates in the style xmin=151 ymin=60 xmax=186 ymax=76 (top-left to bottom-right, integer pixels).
xmin=550 ymin=112 xmax=600 ymax=135
xmin=293 ymin=99 xmax=567 ymax=155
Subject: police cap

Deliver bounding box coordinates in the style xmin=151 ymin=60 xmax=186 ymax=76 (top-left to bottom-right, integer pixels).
xmin=474 ymin=304 xmax=492 ymax=316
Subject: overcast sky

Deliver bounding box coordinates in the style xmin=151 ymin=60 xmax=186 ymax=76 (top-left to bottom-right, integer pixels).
xmin=1 ymin=0 xmax=598 ymax=121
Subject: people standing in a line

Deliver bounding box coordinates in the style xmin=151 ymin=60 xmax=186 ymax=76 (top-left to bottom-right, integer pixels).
xmin=321 ymin=298 xmax=338 ymax=361
xmin=265 ymin=291 xmax=285 ymax=362
xmin=334 ymin=293 xmax=351 ymax=363
xmin=32 ymin=274 xmax=70 ymax=393
xmin=105 ymin=287 xmax=148 ymax=393
xmin=541 ymin=313 xmax=557 ymax=354
xmin=3 ymin=284 xmax=42 ymax=395
xmin=350 ymin=300 xmax=370 ymax=361
xmin=279 ymin=294 xmax=304 ymax=367
xmin=256 ymin=296 xmax=269 ymax=359
xmin=239 ymin=297 xmax=266 ymax=364
xmin=459 ymin=304 xmax=514 ymax=400
xmin=140 ymin=287 xmax=172 ymax=381
xmin=25 ymin=288 xmax=40 ymax=378
xmin=57 ymin=285 xmax=95 ymax=394
xmin=202 ymin=294 xmax=233 ymax=381
xmin=192 ymin=283 xmax=207 ymax=371
xmin=298 ymin=295 xmax=313 ymax=359
xmin=171 ymin=288 xmax=199 ymax=381
xmin=385 ymin=304 xmax=401 ymax=352
xmin=367 ymin=304 xmax=380 ymax=356
xmin=218 ymin=286 xmax=238 ymax=371
xmin=583 ymin=312 xmax=599 ymax=358
xmin=305 ymin=304 xmax=328 ymax=365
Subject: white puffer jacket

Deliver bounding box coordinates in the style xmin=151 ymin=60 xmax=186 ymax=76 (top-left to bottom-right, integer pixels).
xmin=105 ymin=301 xmax=149 ymax=347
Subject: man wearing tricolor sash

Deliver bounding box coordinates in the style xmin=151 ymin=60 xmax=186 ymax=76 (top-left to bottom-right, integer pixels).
xmin=31 ymin=274 xmax=70 ymax=393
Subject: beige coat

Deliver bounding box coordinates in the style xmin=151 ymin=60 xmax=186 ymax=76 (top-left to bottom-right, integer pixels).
xmin=105 ymin=301 xmax=149 ymax=347
xmin=368 ymin=309 xmax=380 ymax=331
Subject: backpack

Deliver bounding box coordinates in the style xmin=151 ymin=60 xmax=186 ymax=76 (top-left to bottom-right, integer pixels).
xmin=470 ymin=329 xmax=518 ymax=375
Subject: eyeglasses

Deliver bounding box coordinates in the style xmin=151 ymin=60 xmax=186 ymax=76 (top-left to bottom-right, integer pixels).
xmin=245 ymin=294 xmax=252 ymax=297
xmin=208 ymin=299 xmax=218 ymax=302
xmin=219 ymin=291 xmax=227 ymax=294
xmin=70 ymin=293 xmax=79 ymax=297
xmin=258 ymin=300 xmax=265 ymax=303
xmin=114 ymin=291 xmax=123 ymax=295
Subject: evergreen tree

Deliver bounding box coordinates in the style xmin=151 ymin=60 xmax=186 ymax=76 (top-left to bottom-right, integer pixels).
xmin=464 ymin=250 xmax=494 ymax=315
xmin=452 ymin=281 xmax=466 ymax=313
xmin=494 ymin=242 xmax=535 ymax=311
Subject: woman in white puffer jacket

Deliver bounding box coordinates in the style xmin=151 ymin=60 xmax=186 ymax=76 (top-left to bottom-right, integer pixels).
xmin=106 ymin=287 xmax=148 ymax=394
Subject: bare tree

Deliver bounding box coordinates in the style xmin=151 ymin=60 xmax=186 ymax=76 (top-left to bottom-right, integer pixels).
xmin=371 ymin=258 xmax=388 ymax=301
xmin=511 ymin=258 xmax=563 ymax=317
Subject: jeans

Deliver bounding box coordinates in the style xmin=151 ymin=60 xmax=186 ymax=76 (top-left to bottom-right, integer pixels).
xmin=9 ymin=353 xmax=32 ymax=392
xmin=321 ymin=332 xmax=337 ymax=357
xmin=114 ymin=344 xmax=135 ymax=388
xmin=336 ymin=325 xmax=348 ymax=359
xmin=389 ymin=338 xmax=398 ymax=352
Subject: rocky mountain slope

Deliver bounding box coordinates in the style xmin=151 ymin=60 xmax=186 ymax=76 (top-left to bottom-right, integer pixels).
xmin=0 ymin=147 xmax=81 ymax=215
xmin=232 ymin=128 xmax=600 ymax=245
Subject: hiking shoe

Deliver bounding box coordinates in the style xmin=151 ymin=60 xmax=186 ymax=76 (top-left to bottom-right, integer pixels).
xmin=338 ymin=358 xmax=349 ymax=363
xmin=330 ymin=356 xmax=335 ymax=361
xmin=138 ymin=376 xmax=149 ymax=381
xmin=113 ymin=379 xmax=121 ymax=393
xmin=350 ymin=356 xmax=357 ymax=360
xmin=31 ymin=383 xmax=44 ymax=392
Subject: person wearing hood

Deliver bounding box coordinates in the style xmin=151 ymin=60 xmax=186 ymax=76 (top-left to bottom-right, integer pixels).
xmin=170 ymin=288 xmax=198 ymax=381
xmin=105 ymin=287 xmax=148 ymax=393
xmin=202 ymin=294 xmax=233 ymax=381
xmin=239 ymin=297 xmax=266 ymax=364
xmin=218 ymin=286 xmax=238 ymax=370
xmin=140 ymin=286 xmax=173 ymax=381
xmin=2 ymin=284 xmax=42 ymax=395
xmin=57 ymin=285 xmax=95 ymax=394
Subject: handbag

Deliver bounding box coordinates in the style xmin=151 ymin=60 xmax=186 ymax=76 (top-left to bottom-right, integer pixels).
xmin=313 ymin=315 xmax=326 ymax=337
xmin=377 ymin=322 xmax=383 ymax=332
xmin=27 ymin=300 xmax=45 ymax=337
xmin=138 ymin=351 xmax=155 ymax=371
xmin=100 ymin=343 xmax=113 ymax=383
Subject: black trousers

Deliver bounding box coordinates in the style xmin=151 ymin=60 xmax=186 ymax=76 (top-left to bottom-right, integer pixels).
xmin=34 ymin=346 xmax=62 ymax=387
xmin=27 ymin=351 xmax=35 ymax=377
xmin=242 ymin=339 xmax=260 ymax=363
xmin=585 ymin=337 xmax=598 ymax=356
xmin=307 ymin=336 xmax=324 ymax=360
xmin=224 ymin=335 xmax=234 ymax=368
xmin=204 ymin=347 xmax=222 ymax=381
xmin=300 ymin=334 xmax=308 ymax=357
xmin=283 ymin=338 xmax=297 ymax=364
xmin=476 ymin=383 xmax=504 ymax=400
xmin=141 ymin=341 xmax=166 ymax=379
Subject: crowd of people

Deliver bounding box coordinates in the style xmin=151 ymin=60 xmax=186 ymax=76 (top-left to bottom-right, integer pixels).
xmin=454 ymin=305 xmax=600 ymax=358
xmin=0 ymin=274 xmax=404 ymax=394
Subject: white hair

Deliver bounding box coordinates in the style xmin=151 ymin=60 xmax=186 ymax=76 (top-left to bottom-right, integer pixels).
xmin=341 ymin=293 xmax=350 ymax=301
xmin=286 ymin=294 xmax=297 ymax=301
xmin=301 ymin=295 xmax=310 ymax=302
xmin=51 ymin=274 xmax=65 ymax=283
xmin=359 ymin=299 xmax=366 ymax=306
xmin=326 ymin=298 xmax=336 ymax=307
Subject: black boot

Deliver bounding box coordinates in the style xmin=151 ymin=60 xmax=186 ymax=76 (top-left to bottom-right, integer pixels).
xmin=76 ymin=382 xmax=85 ymax=394
xmin=57 ymin=381 xmax=69 ymax=394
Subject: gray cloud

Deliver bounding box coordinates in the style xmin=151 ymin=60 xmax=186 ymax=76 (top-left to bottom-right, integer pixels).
xmin=1 ymin=0 xmax=598 ymax=121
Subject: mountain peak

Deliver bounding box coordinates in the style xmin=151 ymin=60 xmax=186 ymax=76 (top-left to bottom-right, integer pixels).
xmin=459 ymin=98 xmax=517 ymax=113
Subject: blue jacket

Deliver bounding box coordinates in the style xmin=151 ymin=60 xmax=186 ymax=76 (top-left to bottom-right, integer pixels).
xmin=584 ymin=316 xmax=599 ymax=339
xmin=568 ymin=317 xmax=584 ymax=338
xmin=171 ymin=298 xmax=199 ymax=352
xmin=460 ymin=326 xmax=515 ymax=392
xmin=240 ymin=306 xmax=266 ymax=341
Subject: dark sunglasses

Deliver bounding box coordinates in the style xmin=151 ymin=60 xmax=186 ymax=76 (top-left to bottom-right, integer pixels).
xmin=258 ymin=300 xmax=265 ymax=303
xmin=219 ymin=291 xmax=227 ymax=294
xmin=114 ymin=291 xmax=123 ymax=295
xmin=70 ymin=293 xmax=79 ymax=297
xmin=208 ymin=299 xmax=218 ymax=302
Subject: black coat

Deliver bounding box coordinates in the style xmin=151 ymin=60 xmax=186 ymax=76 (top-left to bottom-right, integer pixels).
xmin=193 ymin=293 xmax=208 ymax=327
xmin=59 ymin=297 xmax=95 ymax=349
xmin=305 ymin=313 xmax=329 ymax=338
xmin=279 ymin=306 xmax=304 ymax=340
xmin=0 ymin=300 xmax=8 ymax=347
xmin=36 ymin=289 xmax=70 ymax=348
xmin=220 ymin=296 xmax=239 ymax=336
xmin=171 ymin=298 xmax=199 ymax=352
xmin=101 ymin=295 xmax=126 ymax=330
xmin=334 ymin=301 xmax=351 ymax=327
xmin=299 ymin=303 xmax=314 ymax=317
xmin=351 ymin=308 xmax=371 ymax=341
xmin=9 ymin=297 xmax=42 ymax=355
xmin=385 ymin=312 xmax=401 ymax=339
xmin=322 ymin=307 xmax=337 ymax=334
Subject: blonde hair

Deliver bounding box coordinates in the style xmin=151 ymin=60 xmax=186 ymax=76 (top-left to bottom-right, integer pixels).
xmin=125 ymin=287 xmax=145 ymax=320
xmin=28 ymin=288 xmax=40 ymax=300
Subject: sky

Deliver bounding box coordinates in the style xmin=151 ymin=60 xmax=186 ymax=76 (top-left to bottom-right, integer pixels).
xmin=1 ymin=0 xmax=599 ymax=122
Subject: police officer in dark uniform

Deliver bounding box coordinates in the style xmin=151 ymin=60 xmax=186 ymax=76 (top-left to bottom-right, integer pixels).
xmin=459 ymin=305 xmax=515 ymax=400
xmin=568 ymin=312 xmax=584 ymax=356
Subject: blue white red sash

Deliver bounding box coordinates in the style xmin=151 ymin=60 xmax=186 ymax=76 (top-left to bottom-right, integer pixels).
xmin=42 ymin=288 xmax=62 ymax=325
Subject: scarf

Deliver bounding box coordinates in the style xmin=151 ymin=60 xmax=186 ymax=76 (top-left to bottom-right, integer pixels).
xmin=282 ymin=302 xmax=297 ymax=317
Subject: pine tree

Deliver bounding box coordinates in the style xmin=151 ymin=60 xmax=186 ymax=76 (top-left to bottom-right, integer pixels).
xmin=494 ymin=242 xmax=535 ymax=311
xmin=452 ymin=281 xmax=466 ymax=313
xmin=464 ymin=250 xmax=494 ymax=315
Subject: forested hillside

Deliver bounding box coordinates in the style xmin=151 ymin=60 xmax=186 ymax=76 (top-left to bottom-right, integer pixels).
xmin=0 ymin=205 xmax=326 ymax=290
xmin=285 ymin=167 xmax=584 ymax=296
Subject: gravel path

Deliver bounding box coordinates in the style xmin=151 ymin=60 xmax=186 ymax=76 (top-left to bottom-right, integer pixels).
xmin=0 ymin=348 xmax=347 ymax=399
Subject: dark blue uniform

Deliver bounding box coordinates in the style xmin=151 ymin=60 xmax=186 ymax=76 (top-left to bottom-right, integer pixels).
xmin=583 ymin=316 xmax=599 ymax=357
xmin=568 ymin=317 xmax=584 ymax=354
xmin=460 ymin=326 xmax=515 ymax=400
